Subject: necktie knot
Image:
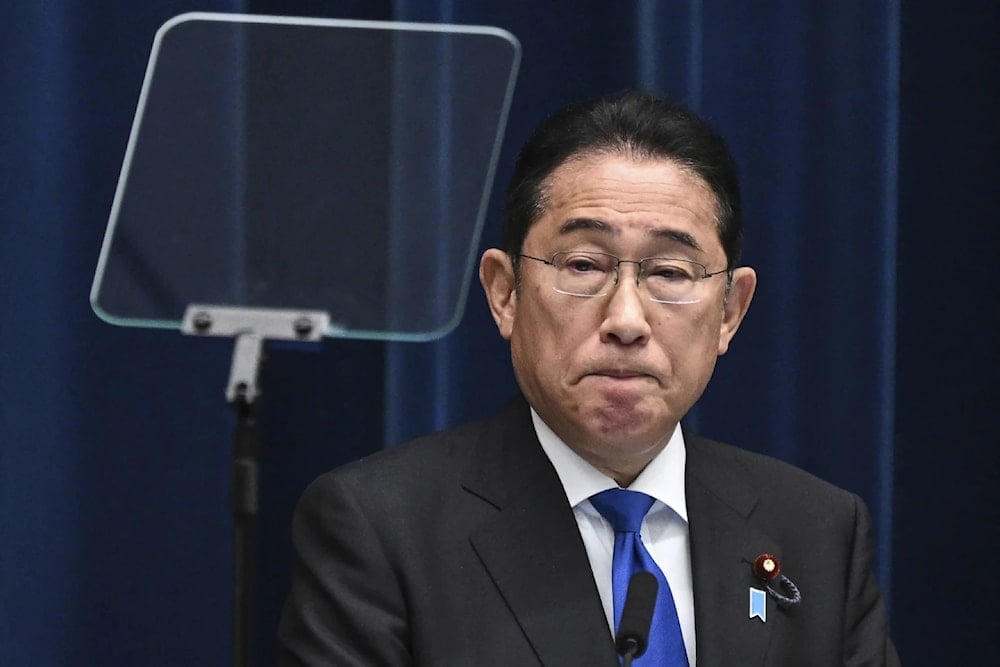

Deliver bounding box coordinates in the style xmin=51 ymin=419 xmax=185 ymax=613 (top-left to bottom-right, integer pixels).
xmin=590 ymin=488 xmax=655 ymax=534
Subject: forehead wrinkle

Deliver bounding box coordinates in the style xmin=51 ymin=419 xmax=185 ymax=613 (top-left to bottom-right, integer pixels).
xmin=536 ymin=155 xmax=723 ymax=260
xmin=557 ymin=218 xmax=703 ymax=255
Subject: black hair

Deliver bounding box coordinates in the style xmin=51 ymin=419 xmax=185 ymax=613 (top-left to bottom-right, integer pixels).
xmin=501 ymin=91 xmax=743 ymax=269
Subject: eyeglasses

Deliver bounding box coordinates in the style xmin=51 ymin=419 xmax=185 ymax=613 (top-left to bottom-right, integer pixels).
xmin=518 ymin=251 xmax=730 ymax=305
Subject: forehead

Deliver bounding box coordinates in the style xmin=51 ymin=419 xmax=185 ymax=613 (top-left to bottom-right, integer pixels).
xmin=532 ymin=154 xmax=722 ymax=255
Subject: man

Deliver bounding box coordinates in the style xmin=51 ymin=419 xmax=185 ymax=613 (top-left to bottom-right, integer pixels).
xmin=278 ymin=92 xmax=899 ymax=665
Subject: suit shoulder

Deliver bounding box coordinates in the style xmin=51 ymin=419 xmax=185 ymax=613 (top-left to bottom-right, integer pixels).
xmin=301 ymin=402 xmax=520 ymax=510
xmin=685 ymin=435 xmax=873 ymax=554
xmin=688 ymin=434 xmax=860 ymax=506
xmin=318 ymin=416 xmax=485 ymax=486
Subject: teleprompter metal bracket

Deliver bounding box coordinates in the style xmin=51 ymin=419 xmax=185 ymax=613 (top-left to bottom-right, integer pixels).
xmin=181 ymin=304 xmax=330 ymax=405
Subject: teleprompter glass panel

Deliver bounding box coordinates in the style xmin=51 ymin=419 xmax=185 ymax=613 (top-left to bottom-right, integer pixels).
xmin=91 ymin=13 xmax=519 ymax=341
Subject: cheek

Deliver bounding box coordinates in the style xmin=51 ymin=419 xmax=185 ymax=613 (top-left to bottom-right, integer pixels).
xmin=513 ymin=304 xmax=589 ymax=375
xmin=651 ymin=310 xmax=721 ymax=365
xmin=520 ymin=318 xmax=571 ymax=366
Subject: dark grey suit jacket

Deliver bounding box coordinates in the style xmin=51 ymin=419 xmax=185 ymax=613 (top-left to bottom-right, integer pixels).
xmin=278 ymin=397 xmax=898 ymax=666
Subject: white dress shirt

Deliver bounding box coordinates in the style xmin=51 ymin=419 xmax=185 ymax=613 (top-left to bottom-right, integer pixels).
xmin=531 ymin=409 xmax=697 ymax=666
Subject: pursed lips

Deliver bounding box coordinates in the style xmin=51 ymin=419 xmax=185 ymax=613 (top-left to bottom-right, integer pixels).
xmin=582 ymin=367 xmax=658 ymax=382
xmin=596 ymin=369 xmax=644 ymax=378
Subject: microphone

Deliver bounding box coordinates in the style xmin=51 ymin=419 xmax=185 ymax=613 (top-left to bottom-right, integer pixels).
xmin=616 ymin=571 xmax=658 ymax=666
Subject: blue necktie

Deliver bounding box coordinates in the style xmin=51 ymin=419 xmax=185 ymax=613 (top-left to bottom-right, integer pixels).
xmin=590 ymin=488 xmax=688 ymax=666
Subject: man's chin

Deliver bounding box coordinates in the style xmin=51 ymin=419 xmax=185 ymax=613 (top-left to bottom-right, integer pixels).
xmin=587 ymin=410 xmax=671 ymax=447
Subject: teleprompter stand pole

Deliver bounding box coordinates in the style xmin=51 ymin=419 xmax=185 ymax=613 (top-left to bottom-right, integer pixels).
xmin=230 ymin=347 xmax=259 ymax=667
xmin=183 ymin=305 xmax=330 ymax=667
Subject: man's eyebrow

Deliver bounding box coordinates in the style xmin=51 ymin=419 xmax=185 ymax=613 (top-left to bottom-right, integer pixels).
xmin=558 ymin=218 xmax=704 ymax=253
xmin=650 ymin=228 xmax=703 ymax=253
xmin=558 ymin=218 xmax=615 ymax=235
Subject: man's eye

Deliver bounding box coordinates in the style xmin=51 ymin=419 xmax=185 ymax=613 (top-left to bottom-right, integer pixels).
xmin=565 ymin=258 xmax=602 ymax=272
xmin=647 ymin=264 xmax=694 ymax=281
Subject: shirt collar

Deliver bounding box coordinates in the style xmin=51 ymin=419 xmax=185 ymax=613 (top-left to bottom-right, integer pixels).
xmin=531 ymin=408 xmax=688 ymax=523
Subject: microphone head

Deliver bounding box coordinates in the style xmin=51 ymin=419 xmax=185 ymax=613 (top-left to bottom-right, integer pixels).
xmin=615 ymin=571 xmax=659 ymax=658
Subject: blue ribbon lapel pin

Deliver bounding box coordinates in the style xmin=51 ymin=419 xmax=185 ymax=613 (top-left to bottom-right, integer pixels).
xmin=749 ymin=586 xmax=767 ymax=623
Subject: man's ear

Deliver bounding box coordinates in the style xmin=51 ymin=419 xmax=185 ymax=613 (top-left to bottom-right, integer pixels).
xmin=718 ymin=266 xmax=757 ymax=355
xmin=479 ymin=248 xmax=517 ymax=340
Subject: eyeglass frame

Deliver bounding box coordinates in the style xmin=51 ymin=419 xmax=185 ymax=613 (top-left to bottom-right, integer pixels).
xmin=517 ymin=250 xmax=733 ymax=304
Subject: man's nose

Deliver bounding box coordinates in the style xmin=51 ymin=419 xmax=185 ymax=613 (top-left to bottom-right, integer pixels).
xmin=599 ymin=263 xmax=651 ymax=345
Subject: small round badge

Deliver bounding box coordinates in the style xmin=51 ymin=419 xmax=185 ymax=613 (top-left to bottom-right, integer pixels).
xmin=753 ymin=553 xmax=781 ymax=581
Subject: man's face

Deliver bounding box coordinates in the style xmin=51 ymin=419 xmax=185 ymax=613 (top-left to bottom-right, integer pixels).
xmin=480 ymin=154 xmax=756 ymax=481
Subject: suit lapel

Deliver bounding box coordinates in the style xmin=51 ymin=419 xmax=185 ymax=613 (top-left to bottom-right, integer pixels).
xmin=464 ymin=399 xmax=619 ymax=667
xmin=685 ymin=434 xmax=780 ymax=666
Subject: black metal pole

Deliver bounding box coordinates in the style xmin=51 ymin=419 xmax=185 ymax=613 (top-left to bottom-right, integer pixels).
xmin=231 ymin=395 xmax=258 ymax=667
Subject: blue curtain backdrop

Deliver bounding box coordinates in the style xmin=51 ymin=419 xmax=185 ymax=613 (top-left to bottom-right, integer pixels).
xmin=1 ymin=1 xmax=995 ymax=665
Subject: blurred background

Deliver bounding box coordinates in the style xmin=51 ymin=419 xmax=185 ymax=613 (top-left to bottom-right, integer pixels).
xmin=1 ymin=1 xmax=996 ymax=664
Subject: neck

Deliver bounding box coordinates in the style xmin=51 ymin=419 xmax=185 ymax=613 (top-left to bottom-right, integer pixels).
xmin=604 ymin=462 xmax=648 ymax=488
xmin=594 ymin=440 xmax=669 ymax=488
